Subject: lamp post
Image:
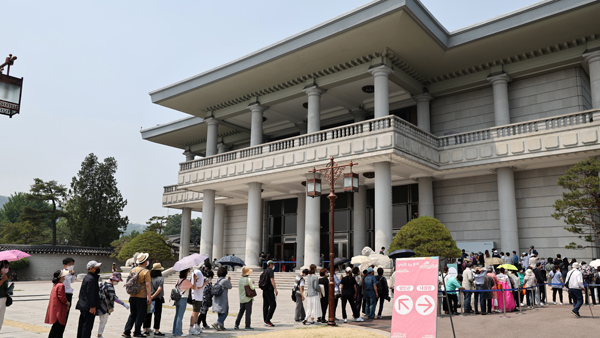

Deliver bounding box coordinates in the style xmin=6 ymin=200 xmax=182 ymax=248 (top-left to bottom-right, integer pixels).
xmin=307 ymin=156 xmax=358 ymax=326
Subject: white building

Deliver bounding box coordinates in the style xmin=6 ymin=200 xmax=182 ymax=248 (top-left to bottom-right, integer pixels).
xmin=142 ymin=0 xmax=600 ymax=267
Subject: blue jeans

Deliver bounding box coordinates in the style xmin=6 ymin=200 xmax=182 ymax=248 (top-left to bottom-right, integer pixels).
xmin=376 ymin=297 xmax=385 ymax=317
xmin=172 ymin=298 xmax=187 ymax=336
xmin=570 ymin=289 xmax=583 ymax=315
xmin=464 ymin=290 xmax=472 ymax=312
xmin=365 ymin=290 xmax=377 ymax=319
xmin=474 ymin=285 xmax=484 ymax=312
xmin=217 ymin=312 xmax=228 ymax=327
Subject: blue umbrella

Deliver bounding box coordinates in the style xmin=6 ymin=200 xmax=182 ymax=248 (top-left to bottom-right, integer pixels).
xmin=217 ymin=255 xmax=245 ymax=267
xmin=173 ymin=253 xmax=209 ymax=271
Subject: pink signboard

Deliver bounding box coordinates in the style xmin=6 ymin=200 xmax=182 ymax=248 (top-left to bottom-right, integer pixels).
xmin=391 ymin=257 xmax=439 ymax=338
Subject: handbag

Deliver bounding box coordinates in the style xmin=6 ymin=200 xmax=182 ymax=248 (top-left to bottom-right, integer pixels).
xmin=5 ymin=296 xmax=12 ymax=307
xmin=244 ymin=278 xmax=257 ymax=298
xmin=319 ymin=284 xmax=325 ymax=298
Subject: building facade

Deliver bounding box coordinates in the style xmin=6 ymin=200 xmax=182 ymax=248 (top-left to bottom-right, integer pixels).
xmin=143 ymin=0 xmax=600 ymax=267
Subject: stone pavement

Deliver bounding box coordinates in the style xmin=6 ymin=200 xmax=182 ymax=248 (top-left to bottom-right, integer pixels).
xmin=2 ymin=281 xmax=599 ymax=338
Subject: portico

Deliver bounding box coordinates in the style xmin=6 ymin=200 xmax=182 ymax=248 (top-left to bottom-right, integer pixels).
xmin=145 ymin=0 xmax=600 ymax=263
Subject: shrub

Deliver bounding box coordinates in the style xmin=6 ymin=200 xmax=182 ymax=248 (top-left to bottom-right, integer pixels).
xmin=389 ymin=216 xmax=461 ymax=258
xmin=117 ymin=231 xmax=173 ymax=262
xmin=9 ymin=258 xmax=30 ymax=271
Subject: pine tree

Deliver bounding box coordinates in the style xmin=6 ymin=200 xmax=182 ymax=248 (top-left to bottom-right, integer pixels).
xmin=67 ymin=154 xmax=129 ymax=247
xmin=22 ymin=179 xmax=68 ymax=246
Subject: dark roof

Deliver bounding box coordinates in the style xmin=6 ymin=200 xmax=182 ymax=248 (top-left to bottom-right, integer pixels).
xmin=0 ymin=244 xmax=114 ymax=256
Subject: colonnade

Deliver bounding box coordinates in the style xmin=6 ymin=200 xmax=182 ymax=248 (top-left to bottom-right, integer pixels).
xmin=178 ymin=50 xmax=600 ymax=262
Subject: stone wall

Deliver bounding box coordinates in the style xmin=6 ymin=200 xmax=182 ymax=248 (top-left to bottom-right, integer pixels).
xmin=509 ymin=67 xmax=590 ymax=123
xmin=433 ymin=174 xmax=500 ymax=243
xmin=514 ymin=165 xmax=597 ymax=260
xmin=433 ymin=166 xmax=597 ymax=261
xmin=14 ymin=254 xmax=124 ymax=281
xmin=222 ymin=203 xmax=248 ymax=261
xmin=431 ymin=67 xmax=591 ymax=136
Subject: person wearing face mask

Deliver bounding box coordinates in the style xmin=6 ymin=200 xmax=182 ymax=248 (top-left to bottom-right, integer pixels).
xmin=123 ymin=253 xmax=152 ymax=338
xmin=45 ymin=269 xmax=71 ymax=338
xmin=62 ymin=258 xmax=76 ymax=324
xmin=75 ymin=261 xmax=102 ymax=338
xmin=0 ymin=260 xmax=11 ymax=330
xmin=97 ymin=272 xmax=129 ymax=338
xmin=198 ymin=270 xmax=214 ymax=330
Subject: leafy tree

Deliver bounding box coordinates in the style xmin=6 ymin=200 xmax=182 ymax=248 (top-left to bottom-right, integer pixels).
xmin=145 ymin=216 xmax=168 ymax=234
xmin=21 ymin=179 xmax=68 ymax=246
xmin=0 ymin=221 xmax=48 ymax=244
xmin=162 ymin=213 xmax=202 ymax=238
xmin=110 ymin=231 xmax=140 ymax=259
xmin=389 ymin=216 xmax=461 ymax=258
xmin=117 ymin=231 xmax=173 ymax=262
xmin=0 ymin=192 xmax=51 ymax=224
xmin=66 ymin=154 xmax=129 ymax=247
xmin=9 ymin=258 xmax=29 ymax=272
xmin=552 ymin=157 xmax=600 ymax=249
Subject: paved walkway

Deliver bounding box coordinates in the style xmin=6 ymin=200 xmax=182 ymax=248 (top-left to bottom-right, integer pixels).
xmin=2 ymin=281 xmax=598 ymax=338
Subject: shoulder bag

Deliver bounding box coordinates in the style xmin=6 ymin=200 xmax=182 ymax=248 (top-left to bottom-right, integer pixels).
xmin=244 ymin=277 xmax=257 ymax=298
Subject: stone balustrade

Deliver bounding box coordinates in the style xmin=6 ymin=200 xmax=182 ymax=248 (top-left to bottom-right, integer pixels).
xmin=166 ymin=108 xmax=600 ymax=201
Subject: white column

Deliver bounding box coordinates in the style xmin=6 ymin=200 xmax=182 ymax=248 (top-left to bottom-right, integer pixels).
xmin=205 ymin=118 xmax=219 ymax=157
xmin=296 ymin=193 xmax=306 ymax=268
xmin=179 ymin=207 xmax=192 ymax=259
xmin=497 ymin=167 xmax=520 ymax=251
xmin=369 ymin=65 xmax=394 ymax=118
xmin=303 ymin=87 xmax=326 ymax=133
xmin=249 ymin=104 xmax=267 ymax=147
xmin=418 ymin=177 xmax=434 ymax=217
xmin=297 ymin=122 xmax=308 ymax=135
xmin=353 ymin=184 xmax=367 ymax=256
xmin=212 ymin=204 xmax=225 ymax=260
xmin=413 ymin=93 xmax=433 ymax=133
xmin=183 ymin=151 xmax=195 ymax=162
xmin=200 ymin=189 xmax=215 ymax=257
xmin=305 ymin=174 xmax=321 ymax=267
xmin=217 ymin=143 xmax=228 ymax=154
xmin=584 ymin=51 xmax=600 ymax=109
xmin=245 ymin=182 xmax=262 ymax=267
xmin=488 ymin=74 xmax=512 ymax=126
xmin=374 ymin=162 xmax=392 ymax=252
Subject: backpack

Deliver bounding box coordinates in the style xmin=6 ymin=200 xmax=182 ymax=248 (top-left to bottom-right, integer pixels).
xmin=170 ymin=279 xmax=184 ymax=302
xmin=258 ymin=270 xmax=269 ymax=290
xmin=211 ymin=278 xmax=225 ymax=297
xmin=376 ymin=276 xmax=387 ymax=296
xmin=125 ymin=267 xmax=143 ymax=295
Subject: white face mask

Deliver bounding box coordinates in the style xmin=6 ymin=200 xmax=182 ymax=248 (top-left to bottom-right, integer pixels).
xmin=66 ymin=265 xmax=74 ymax=271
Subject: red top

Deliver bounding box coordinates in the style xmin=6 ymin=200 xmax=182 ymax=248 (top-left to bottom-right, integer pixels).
xmin=45 ymin=282 xmax=69 ymax=325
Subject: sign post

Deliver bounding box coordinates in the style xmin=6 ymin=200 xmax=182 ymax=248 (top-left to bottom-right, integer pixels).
xmin=391 ymin=257 xmax=439 ymax=338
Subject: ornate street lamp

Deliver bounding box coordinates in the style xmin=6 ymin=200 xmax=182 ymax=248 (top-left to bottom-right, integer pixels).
xmin=0 ymin=54 xmax=23 ymax=118
xmin=307 ymin=156 xmax=358 ymax=326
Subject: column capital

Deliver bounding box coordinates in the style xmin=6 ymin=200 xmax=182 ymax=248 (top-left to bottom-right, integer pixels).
xmin=368 ymin=65 xmax=394 ymax=78
xmin=205 ymin=117 xmax=220 ymax=126
xmin=248 ymin=103 xmax=268 ymax=113
xmin=182 ymin=151 xmax=195 ymax=161
xmin=487 ymin=73 xmax=512 ymax=85
xmin=413 ymin=93 xmax=434 ymax=103
xmin=303 ymin=86 xmax=326 ymax=97
xmin=583 ymin=50 xmax=600 ymax=65
xmin=217 ymin=143 xmax=228 ymax=154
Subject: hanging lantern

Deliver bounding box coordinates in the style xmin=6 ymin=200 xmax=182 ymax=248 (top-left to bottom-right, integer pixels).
xmin=306 ymin=170 xmax=321 ymax=197
xmin=343 ymin=172 xmax=359 ymax=193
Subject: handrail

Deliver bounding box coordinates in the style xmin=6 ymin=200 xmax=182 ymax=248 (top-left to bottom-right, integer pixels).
xmin=177 ymin=108 xmax=600 ymax=172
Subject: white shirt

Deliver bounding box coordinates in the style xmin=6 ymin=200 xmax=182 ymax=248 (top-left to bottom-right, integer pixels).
xmin=566 ymin=269 xmax=584 ymax=290
xmin=63 ymin=270 xmax=76 ymax=294
xmin=191 ymin=269 xmax=205 ymax=301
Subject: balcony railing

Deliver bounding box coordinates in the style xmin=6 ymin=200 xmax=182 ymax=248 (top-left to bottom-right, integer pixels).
xmin=179 ymin=114 xmax=439 ymax=171
xmin=177 ymin=108 xmax=600 ymax=172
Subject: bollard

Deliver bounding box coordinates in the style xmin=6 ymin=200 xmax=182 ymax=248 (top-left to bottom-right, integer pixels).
xmin=517 ymin=285 xmax=525 ymax=315
xmin=500 ymin=287 xmax=509 ymax=318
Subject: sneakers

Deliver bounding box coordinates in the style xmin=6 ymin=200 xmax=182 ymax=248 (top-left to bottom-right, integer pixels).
xmin=520 ymin=303 xmax=525 ymax=307
xmin=343 ymin=319 xmax=348 ymax=323
xmin=234 ymin=326 xmax=239 ymax=330
xmin=211 ymin=323 xmax=221 ymax=331
xmin=188 ymin=328 xmax=199 ymax=335
xmin=264 ymin=321 xmax=275 ymax=327
xmin=552 ymin=302 xmax=557 ymax=305
xmin=245 ymin=327 xmax=254 ymax=330
xmin=355 ymin=317 xmax=364 ymax=322
xmin=559 ymin=302 xmax=564 ymax=305
xmin=571 ymin=310 xmax=581 ymax=318
xmin=374 ymin=316 xmax=381 ymax=319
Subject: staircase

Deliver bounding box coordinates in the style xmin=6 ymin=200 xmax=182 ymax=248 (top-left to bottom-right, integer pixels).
xmin=163 ymin=269 xmax=298 ymax=290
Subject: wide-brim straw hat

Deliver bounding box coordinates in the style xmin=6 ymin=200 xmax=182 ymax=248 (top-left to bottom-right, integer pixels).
xmin=242 ymin=266 xmax=253 ymax=277
xmin=152 ymin=263 xmax=165 ymax=271
xmin=136 ymin=253 xmax=149 ymax=264
xmin=59 ymin=269 xmax=69 ymax=278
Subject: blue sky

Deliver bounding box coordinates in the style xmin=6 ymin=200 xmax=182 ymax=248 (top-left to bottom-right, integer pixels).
xmin=0 ymin=0 xmax=540 ymax=224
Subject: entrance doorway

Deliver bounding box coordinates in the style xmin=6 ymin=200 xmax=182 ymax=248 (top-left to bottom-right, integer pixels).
xmin=274 ymin=239 xmax=296 ymax=272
